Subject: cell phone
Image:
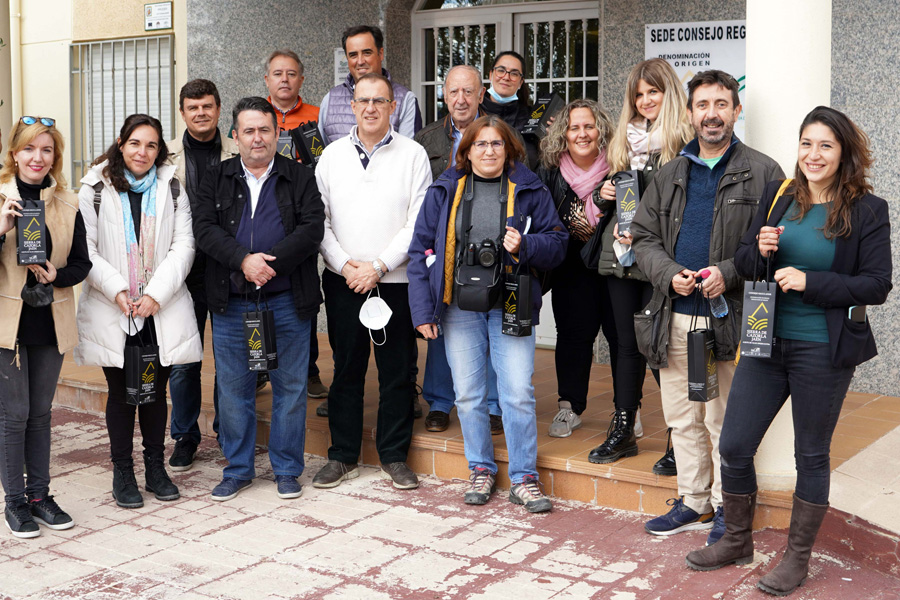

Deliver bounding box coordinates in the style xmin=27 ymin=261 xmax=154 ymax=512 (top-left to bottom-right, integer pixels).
xmin=848 ymin=305 xmax=867 ymax=323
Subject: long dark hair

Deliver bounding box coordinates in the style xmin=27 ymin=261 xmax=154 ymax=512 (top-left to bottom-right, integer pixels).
xmin=789 ymin=106 xmax=872 ymax=239
xmin=93 ymin=114 xmax=168 ymax=192
xmin=490 ymin=50 xmax=530 ymax=104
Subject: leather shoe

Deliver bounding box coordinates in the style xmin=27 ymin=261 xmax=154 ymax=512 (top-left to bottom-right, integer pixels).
xmin=312 ymin=460 xmax=358 ymax=489
xmin=490 ymin=414 xmax=503 ymax=435
xmin=381 ymin=462 xmax=419 ymax=489
xmin=424 ymin=410 xmax=450 ymax=432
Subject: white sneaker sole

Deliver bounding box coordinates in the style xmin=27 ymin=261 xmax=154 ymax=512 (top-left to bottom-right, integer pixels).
xmin=33 ymin=516 xmax=75 ymax=530
xmin=6 ymin=520 xmax=40 ymax=538
xmin=276 ymin=488 xmax=304 ymax=499
xmin=169 ymin=462 xmax=193 ymax=472
xmin=646 ymin=520 xmax=714 ymax=536
xmin=210 ymin=480 xmax=253 ymax=502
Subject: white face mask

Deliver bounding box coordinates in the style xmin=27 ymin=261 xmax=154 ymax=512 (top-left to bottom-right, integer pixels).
xmin=359 ymin=287 xmax=392 ymax=345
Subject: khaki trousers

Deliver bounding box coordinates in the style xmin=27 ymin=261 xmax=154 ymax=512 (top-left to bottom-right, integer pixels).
xmin=658 ymin=312 xmax=735 ymax=515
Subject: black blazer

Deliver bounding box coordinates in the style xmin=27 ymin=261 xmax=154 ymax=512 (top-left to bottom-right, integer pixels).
xmin=734 ymin=180 xmax=892 ymax=368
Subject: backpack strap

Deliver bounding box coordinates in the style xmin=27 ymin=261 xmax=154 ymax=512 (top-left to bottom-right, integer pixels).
xmin=92 ymin=182 xmax=104 ymax=216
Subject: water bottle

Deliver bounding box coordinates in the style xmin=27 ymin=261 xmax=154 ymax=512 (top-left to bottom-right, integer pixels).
xmin=425 ymin=249 xmax=436 ymax=268
xmin=700 ymin=269 xmax=728 ymax=318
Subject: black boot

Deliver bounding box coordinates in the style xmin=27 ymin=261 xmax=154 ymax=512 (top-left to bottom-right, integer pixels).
xmin=112 ymin=459 xmax=144 ymax=508
xmin=588 ymin=408 xmax=638 ymax=464
xmin=144 ymin=454 xmax=180 ymax=501
xmin=653 ymin=428 xmax=678 ymax=475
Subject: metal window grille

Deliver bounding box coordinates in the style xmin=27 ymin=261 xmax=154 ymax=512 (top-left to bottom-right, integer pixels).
xmin=70 ymin=36 xmax=175 ymax=180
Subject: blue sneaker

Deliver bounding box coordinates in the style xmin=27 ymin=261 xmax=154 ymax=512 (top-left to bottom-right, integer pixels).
xmin=706 ymin=506 xmax=726 ymax=546
xmin=275 ymin=475 xmax=303 ymax=499
xmin=645 ymin=497 xmax=714 ymax=536
xmin=211 ymin=477 xmax=252 ymax=502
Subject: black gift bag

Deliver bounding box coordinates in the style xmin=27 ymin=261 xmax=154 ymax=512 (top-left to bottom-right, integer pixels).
xmin=502 ymin=270 xmax=532 ymax=337
xmin=741 ymin=254 xmax=778 ymax=358
xmin=687 ymin=285 xmax=720 ymax=402
xmin=124 ymin=316 xmax=160 ymax=406
xmin=243 ymin=295 xmax=278 ymax=372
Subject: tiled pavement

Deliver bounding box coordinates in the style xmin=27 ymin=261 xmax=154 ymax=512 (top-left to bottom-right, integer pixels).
xmin=1 ymin=408 xmax=899 ymax=600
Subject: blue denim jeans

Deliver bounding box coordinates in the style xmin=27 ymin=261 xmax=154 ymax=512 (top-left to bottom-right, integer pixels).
xmin=442 ymin=305 xmax=539 ymax=484
xmin=169 ymin=296 xmax=218 ymax=444
xmin=423 ymin=332 xmax=501 ymax=416
xmin=719 ymin=339 xmax=855 ymax=504
xmin=211 ymin=291 xmax=310 ymax=480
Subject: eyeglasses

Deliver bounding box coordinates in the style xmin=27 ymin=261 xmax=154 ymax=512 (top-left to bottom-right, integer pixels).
xmin=353 ymin=97 xmax=392 ymax=107
xmin=472 ymin=140 xmax=505 ymax=151
xmin=20 ymin=116 xmax=56 ymax=127
xmin=492 ymin=66 xmax=523 ymax=81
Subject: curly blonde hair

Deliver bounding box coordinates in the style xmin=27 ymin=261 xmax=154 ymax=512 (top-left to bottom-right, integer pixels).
xmin=539 ymin=99 xmax=613 ymax=169
xmin=607 ymin=58 xmax=693 ymax=172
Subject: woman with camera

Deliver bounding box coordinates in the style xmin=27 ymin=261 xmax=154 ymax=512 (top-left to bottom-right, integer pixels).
xmin=590 ymin=58 xmax=694 ymax=467
xmin=408 ymin=115 xmax=567 ymax=513
xmin=0 ymin=117 xmax=90 ymax=537
xmin=534 ymin=99 xmax=617 ymax=439
xmin=685 ymin=106 xmax=892 ymax=597
xmin=75 ymin=114 xmax=201 ymax=509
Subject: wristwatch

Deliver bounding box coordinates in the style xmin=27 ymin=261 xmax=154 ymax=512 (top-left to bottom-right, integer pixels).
xmin=372 ymin=260 xmax=385 ymax=279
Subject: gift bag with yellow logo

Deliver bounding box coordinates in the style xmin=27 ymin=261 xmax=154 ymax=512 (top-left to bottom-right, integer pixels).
xmin=243 ymin=295 xmax=278 ymax=372
xmin=740 ymin=254 xmax=777 ymax=359
xmin=124 ymin=316 xmax=160 ymax=406
xmin=687 ymin=285 xmax=719 ymax=402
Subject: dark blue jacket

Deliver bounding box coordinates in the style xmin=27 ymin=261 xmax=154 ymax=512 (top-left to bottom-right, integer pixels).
xmin=734 ymin=180 xmax=892 ymax=368
xmin=408 ymin=161 xmax=568 ymax=328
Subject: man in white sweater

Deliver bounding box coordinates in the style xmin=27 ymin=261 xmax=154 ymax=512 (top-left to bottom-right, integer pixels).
xmin=314 ymin=73 xmax=432 ymax=490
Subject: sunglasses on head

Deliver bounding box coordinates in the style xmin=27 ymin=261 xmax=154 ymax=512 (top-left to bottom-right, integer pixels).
xmin=20 ymin=116 xmax=56 ymax=127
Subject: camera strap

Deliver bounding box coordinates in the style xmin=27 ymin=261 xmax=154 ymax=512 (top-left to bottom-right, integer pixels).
xmin=458 ymin=173 xmax=510 ymax=263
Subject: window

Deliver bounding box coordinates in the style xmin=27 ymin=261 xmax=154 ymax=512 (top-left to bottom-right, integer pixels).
xmin=412 ymin=1 xmax=599 ymax=125
xmin=70 ymin=36 xmax=175 ymax=179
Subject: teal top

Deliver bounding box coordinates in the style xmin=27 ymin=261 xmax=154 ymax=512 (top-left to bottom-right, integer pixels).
xmin=774 ymin=203 xmax=835 ymax=343
xmin=701 ymin=155 xmax=723 ymax=169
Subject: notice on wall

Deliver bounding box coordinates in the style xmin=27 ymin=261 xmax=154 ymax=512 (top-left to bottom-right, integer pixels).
xmin=334 ymin=49 xmax=350 ymax=86
xmin=145 ymin=2 xmax=173 ymax=31
xmin=645 ymin=20 xmax=746 ymax=139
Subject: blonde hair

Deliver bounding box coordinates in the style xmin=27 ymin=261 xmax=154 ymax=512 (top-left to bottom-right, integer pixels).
xmin=607 ymin=58 xmax=693 ymax=172
xmin=540 ymin=99 xmax=613 ymax=169
xmin=0 ymin=119 xmax=67 ymax=190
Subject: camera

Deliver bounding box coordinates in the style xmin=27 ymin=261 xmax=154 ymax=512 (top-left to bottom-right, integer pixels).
xmin=466 ymin=239 xmax=499 ymax=268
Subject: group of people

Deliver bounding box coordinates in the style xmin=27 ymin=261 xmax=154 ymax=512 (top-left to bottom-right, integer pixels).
xmin=0 ymin=22 xmax=892 ymax=597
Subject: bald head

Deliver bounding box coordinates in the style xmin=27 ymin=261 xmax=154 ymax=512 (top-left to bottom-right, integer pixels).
xmin=445 ymin=65 xmax=485 ymax=132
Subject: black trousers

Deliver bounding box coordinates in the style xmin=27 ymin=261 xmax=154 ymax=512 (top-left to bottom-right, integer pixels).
xmin=551 ymin=243 xmax=618 ymax=415
xmin=322 ymin=270 xmax=416 ymax=464
xmin=103 ymin=318 xmax=172 ymax=462
xmin=607 ymin=276 xmax=658 ymax=411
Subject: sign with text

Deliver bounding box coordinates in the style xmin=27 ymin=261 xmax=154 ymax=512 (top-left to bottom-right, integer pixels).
xmin=645 ymin=20 xmax=746 ymax=139
xmin=144 ymin=2 xmax=172 ymax=31
xmin=334 ymin=48 xmax=350 ymax=86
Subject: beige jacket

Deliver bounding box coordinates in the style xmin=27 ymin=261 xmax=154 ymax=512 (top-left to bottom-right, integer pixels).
xmin=166 ymin=133 xmax=239 ymax=185
xmin=0 ymin=177 xmax=80 ymax=353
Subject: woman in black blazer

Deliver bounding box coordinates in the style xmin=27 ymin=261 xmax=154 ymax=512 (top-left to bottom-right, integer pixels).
xmin=684 ymin=106 xmax=892 ymax=596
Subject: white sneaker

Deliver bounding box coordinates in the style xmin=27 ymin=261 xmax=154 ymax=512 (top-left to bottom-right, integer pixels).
xmin=548 ymin=401 xmax=582 ymax=438
xmin=634 ymin=408 xmax=644 ymax=438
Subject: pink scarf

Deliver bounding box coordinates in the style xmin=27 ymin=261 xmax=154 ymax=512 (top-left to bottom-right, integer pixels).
xmin=559 ymin=150 xmax=610 ymax=226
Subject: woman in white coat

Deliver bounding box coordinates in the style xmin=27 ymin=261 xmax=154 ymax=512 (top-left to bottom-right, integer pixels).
xmin=75 ymin=114 xmax=202 ymax=508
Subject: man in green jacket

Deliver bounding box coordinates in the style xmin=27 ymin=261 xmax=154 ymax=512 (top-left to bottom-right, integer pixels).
xmin=631 ymin=70 xmax=784 ymax=546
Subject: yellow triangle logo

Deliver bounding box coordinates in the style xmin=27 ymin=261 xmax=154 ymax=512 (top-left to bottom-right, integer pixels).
xmin=23 ymin=217 xmax=41 ymax=241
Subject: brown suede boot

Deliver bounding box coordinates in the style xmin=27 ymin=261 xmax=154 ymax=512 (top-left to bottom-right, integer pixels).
xmin=757 ymin=494 xmax=828 ymax=596
xmin=685 ymin=490 xmax=757 ymax=571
